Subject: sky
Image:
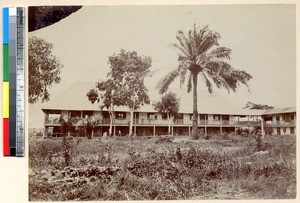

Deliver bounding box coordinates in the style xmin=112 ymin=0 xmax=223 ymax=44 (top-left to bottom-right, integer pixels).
xmin=29 ymin=5 xmax=296 ymax=128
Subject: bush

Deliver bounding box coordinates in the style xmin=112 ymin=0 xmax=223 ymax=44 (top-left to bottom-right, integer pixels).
xmin=155 ymin=135 xmax=174 ymax=144
xmin=29 ymin=135 xmax=296 ymax=200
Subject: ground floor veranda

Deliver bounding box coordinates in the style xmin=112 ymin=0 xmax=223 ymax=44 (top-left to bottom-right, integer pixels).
xmin=44 ymin=123 xmax=261 ymax=138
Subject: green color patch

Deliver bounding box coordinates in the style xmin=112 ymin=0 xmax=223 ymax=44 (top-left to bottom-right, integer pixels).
xmin=3 ymin=44 xmax=9 ymax=81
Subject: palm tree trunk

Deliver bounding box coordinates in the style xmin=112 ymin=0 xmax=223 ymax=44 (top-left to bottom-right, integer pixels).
xmin=192 ymin=73 xmax=198 ymax=138
xmin=129 ymin=109 xmax=134 ymax=136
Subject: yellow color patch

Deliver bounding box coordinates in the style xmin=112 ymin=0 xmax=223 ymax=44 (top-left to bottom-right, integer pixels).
xmin=3 ymin=82 xmax=9 ymax=118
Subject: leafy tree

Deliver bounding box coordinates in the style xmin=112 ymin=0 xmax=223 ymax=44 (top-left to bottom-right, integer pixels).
xmin=87 ymin=50 xmax=152 ymax=136
xmin=243 ymin=102 xmax=274 ymax=110
xmin=153 ymin=92 xmax=180 ymax=135
xmin=157 ymin=24 xmax=252 ymax=138
xmin=87 ymin=79 xmax=121 ymax=136
xmin=29 ymin=36 xmax=63 ymax=103
xmin=107 ymin=49 xmax=152 ymax=136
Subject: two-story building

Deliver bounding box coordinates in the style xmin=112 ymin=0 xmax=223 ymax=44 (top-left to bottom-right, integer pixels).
xmin=261 ymin=107 xmax=296 ymax=135
xmin=41 ymin=82 xmax=294 ymax=137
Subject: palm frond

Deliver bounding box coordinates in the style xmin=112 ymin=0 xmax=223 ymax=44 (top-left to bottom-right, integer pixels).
xmin=156 ymin=69 xmax=180 ymax=94
xmin=177 ymin=30 xmax=194 ymax=61
xmin=178 ymin=54 xmax=190 ymax=63
xmin=200 ymin=72 xmax=213 ymax=93
xmin=172 ymin=43 xmax=190 ymax=60
xmin=197 ymin=30 xmax=220 ymax=55
xmin=230 ymin=69 xmax=252 ymax=92
xmin=179 ymin=63 xmax=189 ymax=87
xmin=204 ymin=60 xmax=252 ymax=93
xmin=208 ymin=47 xmax=231 ymax=60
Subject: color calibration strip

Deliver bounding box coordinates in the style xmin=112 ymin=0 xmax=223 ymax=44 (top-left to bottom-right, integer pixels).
xmin=3 ymin=7 xmax=25 ymax=156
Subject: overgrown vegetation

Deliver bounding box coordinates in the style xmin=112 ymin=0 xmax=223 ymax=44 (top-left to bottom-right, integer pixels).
xmin=29 ymin=133 xmax=296 ymax=201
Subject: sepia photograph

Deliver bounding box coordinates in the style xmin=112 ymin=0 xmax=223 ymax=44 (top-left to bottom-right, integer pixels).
xmin=28 ymin=5 xmax=296 ymax=201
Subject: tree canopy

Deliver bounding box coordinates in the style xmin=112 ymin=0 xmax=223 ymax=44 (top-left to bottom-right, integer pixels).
xmin=243 ymin=102 xmax=274 ymax=110
xmin=153 ymin=92 xmax=180 ymax=118
xmin=153 ymin=92 xmax=180 ymax=135
xmin=29 ymin=36 xmax=63 ymax=103
xmin=107 ymin=49 xmax=152 ymax=111
xmin=87 ymin=49 xmax=152 ymax=136
xmin=157 ymin=24 xmax=252 ymax=138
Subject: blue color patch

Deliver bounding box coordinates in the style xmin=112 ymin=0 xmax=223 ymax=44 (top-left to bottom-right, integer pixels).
xmin=3 ymin=7 xmax=9 ymax=44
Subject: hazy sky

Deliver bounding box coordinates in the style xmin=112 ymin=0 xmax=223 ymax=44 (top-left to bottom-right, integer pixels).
xmin=29 ymin=5 xmax=296 ymax=128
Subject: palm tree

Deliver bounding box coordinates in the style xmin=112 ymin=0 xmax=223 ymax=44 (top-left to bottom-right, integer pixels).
xmin=157 ymin=24 xmax=252 ymax=138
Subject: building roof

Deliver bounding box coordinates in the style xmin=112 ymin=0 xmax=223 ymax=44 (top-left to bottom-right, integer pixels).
xmin=262 ymin=106 xmax=296 ymax=115
xmin=42 ymin=81 xmax=264 ymax=116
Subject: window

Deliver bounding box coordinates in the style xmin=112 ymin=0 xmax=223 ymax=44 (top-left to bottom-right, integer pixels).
xmin=284 ymin=114 xmax=290 ymax=122
xmin=102 ymin=111 xmax=109 ymax=118
xmin=222 ymin=115 xmax=229 ymax=120
xmin=70 ymin=111 xmax=81 ymax=118
xmin=291 ymin=114 xmax=294 ymax=120
xmin=199 ymin=114 xmax=206 ymax=120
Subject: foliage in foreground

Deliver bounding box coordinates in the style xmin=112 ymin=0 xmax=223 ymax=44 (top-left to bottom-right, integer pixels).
xmin=29 ymin=134 xmax=296 ymax=201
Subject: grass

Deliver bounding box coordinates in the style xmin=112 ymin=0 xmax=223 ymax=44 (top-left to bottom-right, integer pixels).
xmin=29 ymin=133 xmax=296 ymax=201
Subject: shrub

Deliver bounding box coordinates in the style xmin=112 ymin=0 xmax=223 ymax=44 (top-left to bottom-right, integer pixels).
xmin=155 ymin=135 xmax=174 ymax=144
xmin=29 ymin=135 xmax=296 ymax=200
xmin=255 ymin=133 xmax=262 ymax=151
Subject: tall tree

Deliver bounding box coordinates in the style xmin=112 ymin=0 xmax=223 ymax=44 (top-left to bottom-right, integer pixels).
xmin=87 ymin=79 xmax=120 ymax=136
xmin=108 ymin=49 xmax=152 ymax=136
xmin=29 ymin=36 xmax=63 ymax=103
xmin=153 ymin=92 xmax=180 ymax=135
xmin=157 ymin=25 xmax=252 ymax=138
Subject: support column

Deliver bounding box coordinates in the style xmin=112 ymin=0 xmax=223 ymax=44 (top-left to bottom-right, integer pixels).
xmin=188 ymin=126 xmax=191 ymax=136
xmin=44 ymin=112 xmax=49 ymax=124
xmin=220 ymin=115 xmax=223 ymax=134
xmin=205 ymin=114 xmax=207 ymax=135
xmin=153 ymin=125 xmax=156 ymax=136
xmin=44 ymin=127 xmax=49 ymax=138
xmin=44 ymin=113 xmax=49 ymax=138
xmin=261 ymin=117 xmax=265 ymax=138
xmin=247 ymin=116 xmax=250 ymax=132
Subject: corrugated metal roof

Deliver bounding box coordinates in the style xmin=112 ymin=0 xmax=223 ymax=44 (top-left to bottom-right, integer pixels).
xmin=41 ymin=82 xmax=264 ymax=116
xmin=262 ymin=106 xmax=296 ymax=115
